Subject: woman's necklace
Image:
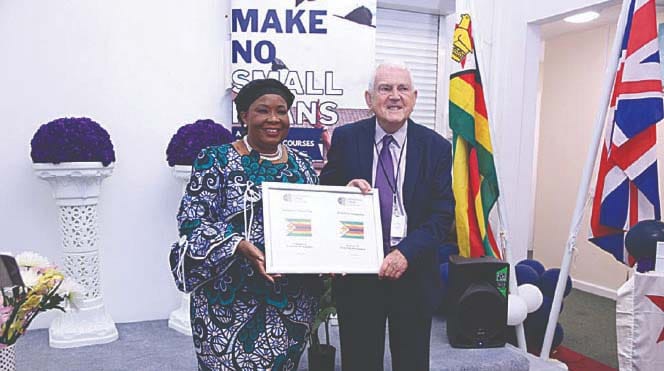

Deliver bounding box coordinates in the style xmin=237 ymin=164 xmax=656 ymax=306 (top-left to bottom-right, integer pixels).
xmin=243 ymin=136 xmax=283 ymax=161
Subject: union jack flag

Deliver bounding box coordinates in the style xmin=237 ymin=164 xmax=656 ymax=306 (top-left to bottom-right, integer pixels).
xmin=589 ymin=0 xmax=663 ymax=265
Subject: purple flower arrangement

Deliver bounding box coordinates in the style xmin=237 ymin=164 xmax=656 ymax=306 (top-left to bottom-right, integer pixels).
xmin=166 ymin=119 xmax=234 ymax=166
xmin=30 ymin=117 xmax=116 ymax=167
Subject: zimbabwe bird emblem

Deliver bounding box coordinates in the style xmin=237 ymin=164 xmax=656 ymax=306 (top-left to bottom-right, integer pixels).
xmin=452 ymin=14 xmax=474 ymax=67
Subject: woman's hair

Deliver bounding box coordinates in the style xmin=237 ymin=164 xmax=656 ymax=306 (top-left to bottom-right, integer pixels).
xmin=235 ymin=78 xmax=294 ymax=129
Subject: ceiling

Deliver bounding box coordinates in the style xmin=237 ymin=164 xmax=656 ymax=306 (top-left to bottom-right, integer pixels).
xmin=540 ymin=0 xmax=664 ymax=40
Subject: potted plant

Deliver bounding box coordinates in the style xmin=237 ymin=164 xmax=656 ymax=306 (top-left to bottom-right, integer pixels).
xmin=165 ymin=119 xmax=233 ymax=335
xmin=0 ymin=252 xmax=81 ymax=370
xmin=30 ymin=117 xmax=115 ymax=166
xmin=30 ymin=117 xmax=118 ymax=348
xmin=166 ymin=118 xmax=234 ymax=167
xmin=308 ymin=277 xmax=336 ymax=371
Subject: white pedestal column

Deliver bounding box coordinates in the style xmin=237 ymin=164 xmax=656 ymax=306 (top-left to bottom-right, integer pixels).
xmin=33 ymin=162 xmax=119 ymax=348
xmin=168 ymin=165 xmax=193 ymax=336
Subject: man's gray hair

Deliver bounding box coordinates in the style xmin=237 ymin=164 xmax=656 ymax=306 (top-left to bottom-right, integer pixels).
xmin=367 ymin=60 xmax=415 ymax=91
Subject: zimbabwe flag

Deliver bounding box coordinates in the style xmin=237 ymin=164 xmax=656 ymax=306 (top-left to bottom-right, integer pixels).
xmin=448 ymin=14 xmax=501 ymax=259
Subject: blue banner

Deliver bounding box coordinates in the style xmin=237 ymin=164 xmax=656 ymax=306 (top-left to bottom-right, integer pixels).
xmin=232 ymin=127 xmax=323 ymax=160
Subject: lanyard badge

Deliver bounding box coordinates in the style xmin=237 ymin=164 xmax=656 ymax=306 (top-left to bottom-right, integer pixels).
xmin=375 ymin=137 xmax=408 ymax=245
xmin=390 ymin=194 xmax=407 ymax=244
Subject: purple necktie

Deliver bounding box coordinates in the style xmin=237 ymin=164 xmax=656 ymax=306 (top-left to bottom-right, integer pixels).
xmin=375 ymin=135 xmax=395 ymax=253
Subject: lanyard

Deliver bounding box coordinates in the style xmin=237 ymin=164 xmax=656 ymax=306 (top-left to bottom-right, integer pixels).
xmin=374 ymin=136 xmax=407 ymax=195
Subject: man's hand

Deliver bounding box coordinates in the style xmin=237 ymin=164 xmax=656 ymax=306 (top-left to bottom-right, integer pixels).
xmin=379 ymin=249 xmax=408 ymax=280
xmin=236 ymin=240 xmax=282 ymax=283
xmin=347 ymin=179 xmax=372 ymax=194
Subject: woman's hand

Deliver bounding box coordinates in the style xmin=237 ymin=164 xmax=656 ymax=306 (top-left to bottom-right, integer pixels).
xmin=347 ymin=179 xmax=372 ymax=194
xmin=236 ymin=240 xmax=282 ymax=283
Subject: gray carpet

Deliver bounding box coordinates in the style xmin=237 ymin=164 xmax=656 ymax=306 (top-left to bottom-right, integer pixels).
xmin=558 ymin=288 xmax=617 ymax=368
xmin=16 ymin=289 xmax=619 ymax=371
xmin=16 ymin=316 xmax=541 ymax=371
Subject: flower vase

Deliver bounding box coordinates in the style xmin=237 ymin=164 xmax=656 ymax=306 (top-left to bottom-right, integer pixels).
xmin=168 ymin=165 xmax=193 ymax=336
xmin=33 ymin=162 xmax=119 ymax=348
xmin=0 ymin=345 xmax=15 ymax=371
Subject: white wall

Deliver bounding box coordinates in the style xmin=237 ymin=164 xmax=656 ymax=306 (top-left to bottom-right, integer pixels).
xmin=534 ymin=22 xmax=631 ymax=296
xmin=451 ymin=0 xmax=616 ymax=263
xmin=534 ymin=7 xmax=664 ymax=298
xmin=0 ymin=0 xmax=452 ymax=330
xmin=0 ymin=0 xmax=625 ymax=328
xmin=0 ymin=0 xmax=232 ymax=327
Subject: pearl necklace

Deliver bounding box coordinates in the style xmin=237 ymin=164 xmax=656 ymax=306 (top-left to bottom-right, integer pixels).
xmin=243 ymin=136 xmax=283 ymax=161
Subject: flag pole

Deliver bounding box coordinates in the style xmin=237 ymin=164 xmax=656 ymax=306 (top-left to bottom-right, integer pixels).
xmin=497 ymin=203 xmax=528 ymax=352
xmin=539 ymin=0 xmax=631 ymax=360
xmin=473 ymin=35 xmax=528 ymax=356
xmin=476 ymin=49 xmax=528 ymax=352
xmin=484 ymin=0 xmax=528 ymax=353
xmin=464 ymin=0 xmax=527 ymax=351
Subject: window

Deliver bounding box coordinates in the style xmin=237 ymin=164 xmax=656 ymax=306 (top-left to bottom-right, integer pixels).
xmin=376 ymin=8 xmax=443 ymax=131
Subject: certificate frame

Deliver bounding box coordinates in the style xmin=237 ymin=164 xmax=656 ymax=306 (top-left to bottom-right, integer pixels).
xmin=262 ymin=182 xmax=384 ymax=274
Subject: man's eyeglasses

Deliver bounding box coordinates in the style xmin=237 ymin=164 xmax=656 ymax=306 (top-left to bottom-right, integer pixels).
xmin=375 ymin=84 xmax=413 ymax=96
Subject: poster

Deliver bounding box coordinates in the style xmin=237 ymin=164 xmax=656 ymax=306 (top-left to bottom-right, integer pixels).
xmin=230 ymin=0 xmax=376 ymax=163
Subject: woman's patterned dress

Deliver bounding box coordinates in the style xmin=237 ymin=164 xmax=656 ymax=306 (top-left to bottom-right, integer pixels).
xmin=169 ymin=142 xmax=322 ymax=371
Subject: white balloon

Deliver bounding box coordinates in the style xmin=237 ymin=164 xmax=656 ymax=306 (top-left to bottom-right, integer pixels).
xmin=518 ymin=284 xmax=544 ymax=313
xmin=507 ymin=294 xmax=528 ymax=326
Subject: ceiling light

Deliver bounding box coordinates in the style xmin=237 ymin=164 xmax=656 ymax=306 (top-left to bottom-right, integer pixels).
xmin=564 ymin=11 xmax=600 ymax=23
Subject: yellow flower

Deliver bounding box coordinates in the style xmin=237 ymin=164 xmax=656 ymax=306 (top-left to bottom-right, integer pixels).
xmin=32 ymin=269 xmax=64 ymax=295
xmin=7 ymin=319 xmax=23 ymax=339
xmin=13 ymin=294 xmax=42 ymax=326
xmin=39 ymin=269 xmax=64 ymax=284
xmin=0 ymin=252 xmax=69 ymax=344
xmin=22 ymin=294 xmax=42 ymax=311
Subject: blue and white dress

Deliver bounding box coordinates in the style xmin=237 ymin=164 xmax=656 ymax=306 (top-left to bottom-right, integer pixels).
xmin=169 ymin=142 xmax=322 ymax=371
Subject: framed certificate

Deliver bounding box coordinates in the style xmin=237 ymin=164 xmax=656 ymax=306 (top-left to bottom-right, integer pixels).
xmin=262 ymin=182 xmax=384 ymax=274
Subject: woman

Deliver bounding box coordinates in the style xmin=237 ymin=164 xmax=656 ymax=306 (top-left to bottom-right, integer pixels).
xmin=169 ymin=79 xmax=322 ymax=370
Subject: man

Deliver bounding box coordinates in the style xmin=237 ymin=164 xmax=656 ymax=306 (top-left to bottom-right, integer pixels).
xmin=320 ymin=61 xmax=455 ymax=370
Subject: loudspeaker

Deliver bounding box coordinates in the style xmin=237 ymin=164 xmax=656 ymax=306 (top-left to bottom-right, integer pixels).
xmin=446 ymin=255 xmax=509 ymax=348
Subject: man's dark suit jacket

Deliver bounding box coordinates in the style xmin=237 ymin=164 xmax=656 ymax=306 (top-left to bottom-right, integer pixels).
xmin=320 ymin=116 xmax=455 ymax=311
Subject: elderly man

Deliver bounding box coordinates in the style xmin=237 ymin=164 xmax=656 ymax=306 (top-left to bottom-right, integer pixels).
xmin=320 ymin=61 xmax=455 ymax=370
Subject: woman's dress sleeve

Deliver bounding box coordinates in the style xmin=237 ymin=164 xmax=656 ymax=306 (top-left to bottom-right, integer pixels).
xmin=169 ymin=147 xmax=243 ymax=293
